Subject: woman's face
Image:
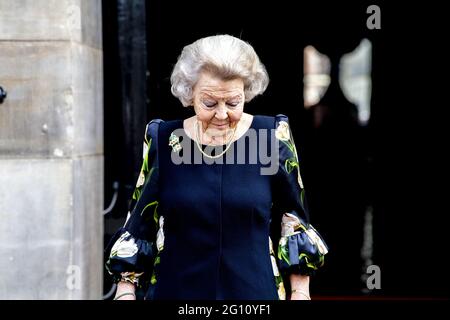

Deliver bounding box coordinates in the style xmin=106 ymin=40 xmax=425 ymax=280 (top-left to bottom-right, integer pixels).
xmin=192 ymin=70 xmax=245 ymax=132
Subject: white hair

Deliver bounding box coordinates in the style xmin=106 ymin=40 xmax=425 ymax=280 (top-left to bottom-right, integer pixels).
xmin=170 ymin=34 xmax=269 ymax=107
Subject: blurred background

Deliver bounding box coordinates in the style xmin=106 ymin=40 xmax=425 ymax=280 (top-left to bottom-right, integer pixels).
xmin=0 ymin=0 xmax=447 ymax=299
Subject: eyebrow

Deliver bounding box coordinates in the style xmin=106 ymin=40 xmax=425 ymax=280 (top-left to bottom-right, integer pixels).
xmin=202 ymin=93 xmax=243 ymax=100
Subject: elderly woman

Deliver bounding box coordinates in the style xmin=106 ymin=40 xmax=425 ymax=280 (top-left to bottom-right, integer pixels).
xmin=106 ymin=35 xmax=328 ymax=300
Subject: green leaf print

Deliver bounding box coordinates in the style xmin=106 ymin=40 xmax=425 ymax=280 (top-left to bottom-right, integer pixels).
xmin=278 ymin=242 xmax=290 ymax=265
xmin=140 ymin=200 xmax=158 ymax=217
xmin=132 ymin=188 xmax=141 ymax=201
xmin=285 ymin=158 xmax=299 ymax=174
xmin=143 ymin=139 xmax=152 ymax=172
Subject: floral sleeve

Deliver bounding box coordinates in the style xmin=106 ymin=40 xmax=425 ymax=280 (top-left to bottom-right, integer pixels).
xmin=105 ymin=119 xmax=164 ymax=287
xmin=273 ymin=114 xmax=329 ymax=279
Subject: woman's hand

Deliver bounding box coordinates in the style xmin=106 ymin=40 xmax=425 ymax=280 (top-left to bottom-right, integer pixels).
xmin=114 ymin=281 xmax=136 ymax=300
xmin=289 ymin=274 xmax=311 ymax=300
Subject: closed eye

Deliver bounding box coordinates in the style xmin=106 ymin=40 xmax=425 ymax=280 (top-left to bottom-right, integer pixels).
xmin=203 ymin=101 xmax=217 ymax=108
xmin=227 ymin=101 xmax=240 ymax=107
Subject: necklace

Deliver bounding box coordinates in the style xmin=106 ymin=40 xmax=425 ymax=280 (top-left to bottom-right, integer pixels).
xmin=194 ymin=120 xmax=237 ymax=159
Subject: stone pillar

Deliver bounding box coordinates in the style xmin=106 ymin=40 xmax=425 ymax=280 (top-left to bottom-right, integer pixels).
xmin=0 ymin=0 xmax=103 ymax=299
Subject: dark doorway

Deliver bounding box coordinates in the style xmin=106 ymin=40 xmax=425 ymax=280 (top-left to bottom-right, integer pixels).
xmin=102 ymin=0 xmax=448 ymax=299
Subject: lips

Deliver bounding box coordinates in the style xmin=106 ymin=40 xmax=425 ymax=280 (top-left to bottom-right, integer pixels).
xmin=211 ymin=123 xmax=229 ymax=128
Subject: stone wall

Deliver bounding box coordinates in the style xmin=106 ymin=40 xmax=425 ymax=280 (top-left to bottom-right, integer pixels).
xmin=0 ymin=0 xmax=103 ymax=299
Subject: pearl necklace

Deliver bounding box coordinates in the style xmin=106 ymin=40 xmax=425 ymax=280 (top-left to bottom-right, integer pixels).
xmin=194 ymin=120 xmax=237 ymax=159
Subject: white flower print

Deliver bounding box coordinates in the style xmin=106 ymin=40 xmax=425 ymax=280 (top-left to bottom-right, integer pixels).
xmin=111 ymin=231 xmax=139 ymax=258
xmin=271 ymin=255 xmax=280 ymax=277
xmin=142 ymin=141 xmax=149 ymax=159
xmin=156 ymin=216 xmax=165 ymax=252
xmin=124 ymin=211 xmax=131 ymax=226
xmin=277 ymin=280 xmax=286 ymax=300
xmin=297 ymin=172 xmax=304 ymax=189
xmin=305 ymin=226 xmax=329 ymax=255
xmin=275 ymin=121 xmax=291 ymax=141
xmin=279 ymin=236 xmax=288 ymax=247
xmin=136 ymin=171 xmax=145 ymax=188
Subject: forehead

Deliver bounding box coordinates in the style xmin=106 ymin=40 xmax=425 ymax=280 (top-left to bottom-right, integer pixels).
xmin=194 ymin=71 xmax=244 ymax=98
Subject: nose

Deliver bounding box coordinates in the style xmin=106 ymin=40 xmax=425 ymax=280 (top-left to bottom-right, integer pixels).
xmin=214 ymin=103 xmax=229 ymax=120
